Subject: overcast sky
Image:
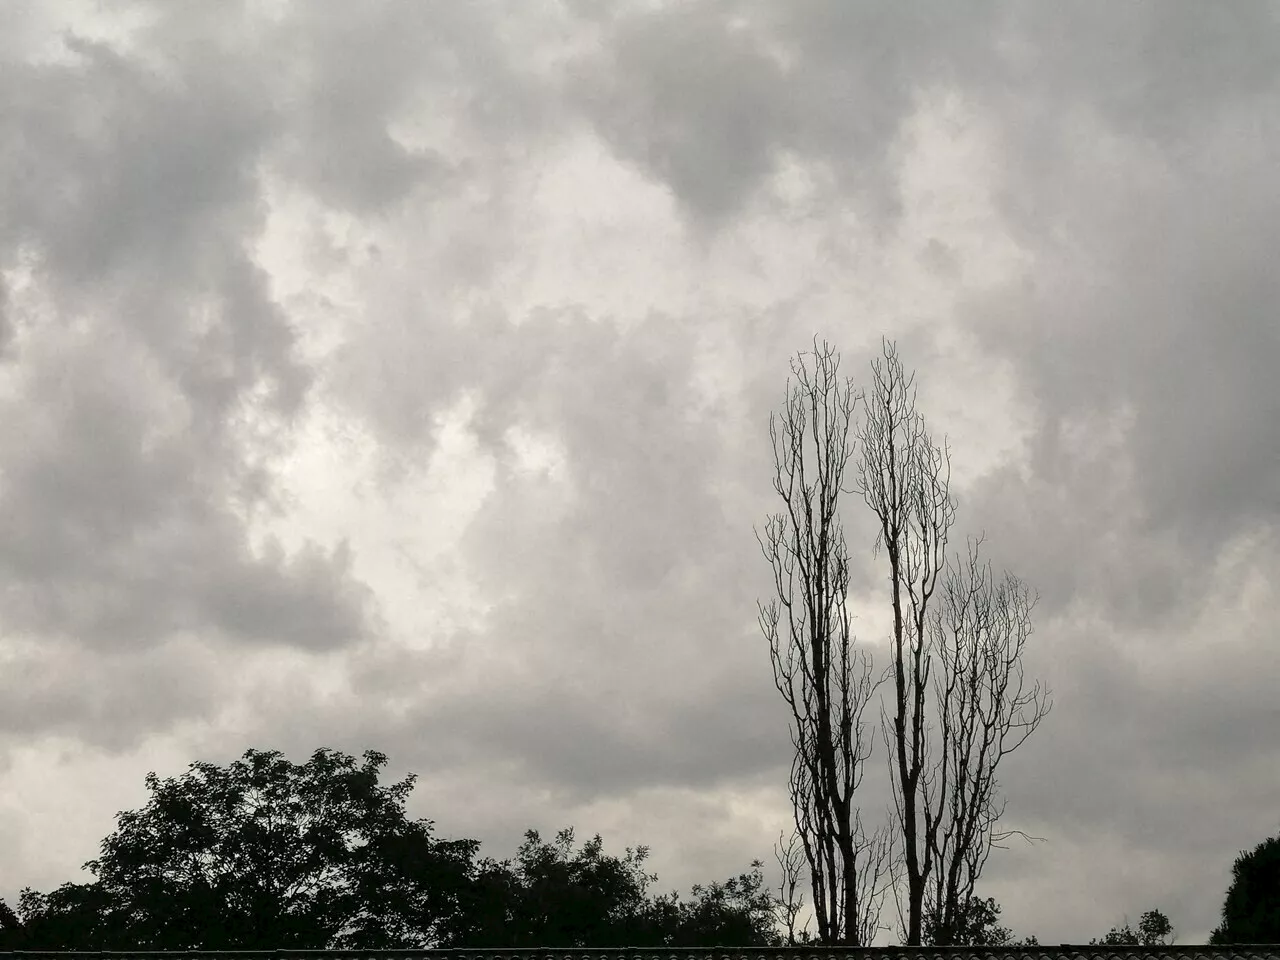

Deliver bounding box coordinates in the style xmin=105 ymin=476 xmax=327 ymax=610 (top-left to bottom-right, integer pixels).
xmin=1 ymin=0 xmax=1277 ymax=947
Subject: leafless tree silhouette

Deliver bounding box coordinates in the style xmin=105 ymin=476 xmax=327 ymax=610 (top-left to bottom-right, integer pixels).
xmin=856 ymin=339 xmax=1051 ymax=945
xmin=771 ymin=830 xmax=809 ymax=944
xmin=925 ymin=537 xmax=1052 ymax=944
xmin=758 ymin=339 xmax=894 ymax=946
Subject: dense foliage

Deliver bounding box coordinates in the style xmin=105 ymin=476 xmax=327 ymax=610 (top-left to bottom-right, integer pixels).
xmin=923 ymin=895 xmax=1038 ymax=946
xmin=1089 ymin=908 xmax=1174 ymax=946
xmin=0 ymin=748 xmax=782 ymax=950
xmin=4 ymin=743 xmax=1260 ymax=947
xmin=1209 ymin=834 xmax=1280 ymax=945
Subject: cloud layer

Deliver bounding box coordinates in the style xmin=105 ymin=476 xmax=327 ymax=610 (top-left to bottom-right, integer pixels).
xmin=1 ymin=0 xmax=1276 ymax=946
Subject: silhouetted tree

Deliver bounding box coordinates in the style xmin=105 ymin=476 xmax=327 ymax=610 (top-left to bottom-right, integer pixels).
xmin=922 ymin=538 xmax=1052 ymax=945
xmin=450 ymin=828 xmax=658 ymax=947
xmin=1091 ymin=908 xmax=1173 ymax=946
xmin=655 ymin=860 xmax=782 ymax=946
xmin=446 ymin=826 xmax=781 ymax=948
xmin=0 ymin=896 xmax=27 ymax=948
xmin=856 ymin=339 xmax=1051 ymax=944
xmin=923 ymin=894 xmax=1038 ymax=947
xmin=925 ymin=895 xmax=1009 ymax=946
xmin=443 ymin=852 xmax=525 ymax=946
xmin=14 ymin=747 xmax=479 ymax=950
xmin=1140 ymin=908 xmax=1175 ymax=945
xmin=5 ymin=880 xmax=132 ymax=949
xmin=772 ymin=829 xmax=814 ymax=944
xmin=5 ymin=746 xmax=790 ymax=950
xmin=1210 ymin=834 xmax=1280 ymax=944
xmin=758 ymin=338 xmax=894 ymax=945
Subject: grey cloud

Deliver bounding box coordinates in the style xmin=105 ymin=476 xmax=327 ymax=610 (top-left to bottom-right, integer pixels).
xmin=570 ymin=0 xmax=1280 ymax=630
xmin=960 ymin=88 xmax=1280 ymax=627
xmin=2 ymin=0 xmax=1278 ymax=948
xmin=0 ymin=636 xmax=222 ymax=753
xmin=995 ymin=2 xmax=1280 ymax=146
xmin=333 ymin=307 xmax=799 ymax=797
xmin=0 ymin=322 xmax=369 ymax=653
xmin=0 ymin=22 xmax=301 ymax=420
xmin=0 ymin=9 xmax=373 ymax=667
xmin=268 ymin=2 xmax=570 ymax=215
xmin=210 ymin=537 xmax=373 ymax=651
xmin=984 ymin=608 xmax=1280 ymax=942
xmin=269 ymin=6 xmax=465 ymax=214
xmin=389 ymin=657 xmax=793 ymax=804
xmin=0 ymin=277 xmax=11 ymax=357
xmin=1 ymin=37 xmax=271 ymax=292
xmin=567 ymin=2 xmax=795 ymax=228
xmin=567 ymin=1 xmax=993 ymax=230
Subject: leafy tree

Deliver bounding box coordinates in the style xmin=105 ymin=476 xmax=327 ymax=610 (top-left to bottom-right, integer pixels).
xmin=3 ymin=746 xmax=790 ymax=950
xmin=450 ymin=827 xmax=658 ymax=947
xmin=1139 ymin=908 xmax=1174 ymax=945
xmin=0 ymin=899 xmax=17 ymax=933
xmin=3 ymin=880 xmax=133 ymax=949
xmin=1092 ymin=924 xmax=1135 ymax=945
xmin=446 ymin=827 xmax=780 ymax=948
xmin=442 ymin=852 xmax=525 ymax=946
xmin=0 ymin=895 xmax=31 ymax=949
xmin=11 ymin=747 xmax=480 ymax=950
xmin=655 ymin=860 xmax=783 ymax=947
xmin=1091 ymin=908 xmax=1173 ymax=946
xmin=1210 ymin=834 xmax=1280 ymax=944
xmin=923 ymin=894 xmax=1038 ymax=947
xmin=925 ymin=895 xmax=1010 ymax=946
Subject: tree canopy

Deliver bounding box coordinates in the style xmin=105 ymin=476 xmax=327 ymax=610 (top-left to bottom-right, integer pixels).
xmin=1090 ymin=908 xmax=1174 ymax=946
xmin=4 ymin=747 xmax=479 ymax=949
xmin=0 ymin=747 xmax=781 ymax=950
xmin=1210 ymin=834 xmax=1280 ymax=945
xmin=923 ymin=895 xmax=1038 ymax=947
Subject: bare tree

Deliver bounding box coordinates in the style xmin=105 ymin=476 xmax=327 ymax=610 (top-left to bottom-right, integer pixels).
xmin=925 ymin=538 xmax=1052 ymax=944
xmin=856 ymin=339 xmax=954 ymax=945
xmin=855 ymin=338 xmax=1051 ymax=945
xmin=849 ymin=807 xmax=895 ymax=947
xmin=772 ymin=830 xmax=809 ymax=944
xmin=758 ymin=339 xmax=893 ymax=945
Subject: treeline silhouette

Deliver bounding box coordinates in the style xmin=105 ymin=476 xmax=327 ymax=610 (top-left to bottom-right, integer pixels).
xmin=0 ymin=747 xmax=781 ymax=950
xmin=1 ymin=746 xmax=1272 ymax=948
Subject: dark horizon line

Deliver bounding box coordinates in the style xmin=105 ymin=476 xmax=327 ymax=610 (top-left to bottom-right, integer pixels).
xmin=0 ymin=946 xmax=1275 ymax=957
